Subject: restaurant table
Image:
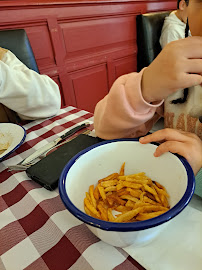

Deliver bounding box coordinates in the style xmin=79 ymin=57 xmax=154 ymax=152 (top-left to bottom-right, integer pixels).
xmin=0 ymin=106 xmax=145 ymax=270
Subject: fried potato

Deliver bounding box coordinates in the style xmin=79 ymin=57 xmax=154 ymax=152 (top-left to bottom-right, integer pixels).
xmin=93 ymin=185 xmax=100 ymax=200
xmin=119 ymin=162 xmax=125 ymax=176
xmin=101 ymin=180 xmax=118 ymax=187
xmin=114 ymin=208 xmax=142 ymax=222
xmin=143 ymin=184 xmax=161 ymax=203
xmin=97 ymin=202 xmax=108 ymax=221
xmin=120 ymin=194 xmax=139 ymax=203
xmin=136 ymin=211 xmax=167 ymax=221
xmin=143 ymin=196 xmax=160 ymax=205
xmin=84 ymin=198 xmax=100 ymax=218
xmin=84 ymin=163 xmax=170 ymax=223
xmin=126 ymin=188 xmax=142 ymax=198
xmin=121 ymin=181 xmax=142 ymax=189
xmin=115 ymin=205 xmax=132 ymax=212
xmin=104 ymin=186 xmax=117 ymax=192
xmin=98 ymin=173 xmax=119 ymax=183
xmin=89 ymin=185 xmax=96 ymax=208
xmin=108 ymin=208 xmax=115 ymax=222
xmin=98 ymin=185 xmax=106 ymax=201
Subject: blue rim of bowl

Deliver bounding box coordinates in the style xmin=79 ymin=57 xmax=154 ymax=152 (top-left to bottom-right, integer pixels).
xmin=59 ymin=138 xmax=195 ymax=231
xmin=0 ymin=124 xmax=26 ymax=162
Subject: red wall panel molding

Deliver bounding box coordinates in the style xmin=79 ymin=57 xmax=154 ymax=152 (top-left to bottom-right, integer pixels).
xmin=0 ymin=0 xmax=176 ymax=112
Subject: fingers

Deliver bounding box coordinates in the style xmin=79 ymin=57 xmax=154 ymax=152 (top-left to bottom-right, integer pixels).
xmin=185 ymin=59 xmax=202 ymax=74
xmin=139 ymin=129 xmax=190 ymax=144
xmin=173 ymin=36 xmax=202 ymax=59
xmin=153 ymin=141 xmax=188 ymax=159
xmin=182 ymin=73 xmax=202 ymax=88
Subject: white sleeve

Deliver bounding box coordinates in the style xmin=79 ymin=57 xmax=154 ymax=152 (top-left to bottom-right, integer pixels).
xmin=160 ymin=28 xmax=183 ymax=49
xmin=0 ymin=50 xmax=61 ymax=120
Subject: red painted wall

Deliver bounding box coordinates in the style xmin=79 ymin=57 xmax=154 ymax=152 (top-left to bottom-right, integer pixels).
xmin=0 ymin=0 xmax=176 ymax=112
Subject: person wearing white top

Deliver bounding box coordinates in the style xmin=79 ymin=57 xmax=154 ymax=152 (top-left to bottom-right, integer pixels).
xmin=160 ymin=0 xmax=190 ymax=48
xmin=0 ymin=47 xmax=61 ymax=122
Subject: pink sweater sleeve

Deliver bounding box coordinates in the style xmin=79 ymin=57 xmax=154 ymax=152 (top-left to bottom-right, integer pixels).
xmin=94 ymin=69 xmax=164 ymax=139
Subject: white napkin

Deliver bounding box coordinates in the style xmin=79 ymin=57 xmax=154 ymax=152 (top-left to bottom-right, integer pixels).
xmin=124 ymin=200 xmax=202 ymax=270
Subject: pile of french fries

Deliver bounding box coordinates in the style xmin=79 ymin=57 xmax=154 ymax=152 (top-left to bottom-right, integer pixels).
xmin=84 ymin=163 xmax=170 ymax=222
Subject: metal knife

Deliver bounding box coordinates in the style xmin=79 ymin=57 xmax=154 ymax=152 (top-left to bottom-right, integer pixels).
xmin=21 ymin=122 xmax=90 ymax=165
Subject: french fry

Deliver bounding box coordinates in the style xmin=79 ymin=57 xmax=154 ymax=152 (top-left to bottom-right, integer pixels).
xmin=97 ymin=202 xmax=108 ymax=221
xmin=125 ymin=200 xmax=137 ymax=208
xmin=118 ymin=172 xmax=146 ymax=180
xmin=143 ymin=196 xmax=159 ymax=205
xmin=117 ymin=188 xmax=130 ymax=196
xmin=106 ymin=196 xmax=114 ymax=207
xmin=153 ymin=184 xmax=170 ymax=207
xmin=140 ymin=205 xmax=169 ymax=213
xmin=89 ymin=185 xmax=97 ymax=209
xmin=136 ymin=211 xmax=166 ymax=221
xmin=133 ymin=202 xmax=151 ymax=209
xmin=84 ymin=205 xmax=92 ymax=216
xmin=153 ymin=184 xmax=170 ymax=198
xmin=98 ymin=185 xmax=106 ymax=201
xmin=85 ymin=192 xmax=91 ymax=202
xmin=159 ymin=193 xmax=169 ymax=208
xmin=108 ymin=194 xmax=126 ymax=206
xmin=101 ymin=180 xmax=118 ymax=187
xmin=84 ymin=198 xmax=100 ymax=218
xmin=98 ymin=173 xmax=119 ymax=183
xmin=116 ymin=183 xmax=124 ymax=191
xmin=143 ymin=184 xmax=161 ymax=203
xmin=94 ymin=185 xmax=100 ymax=200
xmin=114 ymin=208 xmax=142 ymax=222
xmin=126 ymin=188 xmax=142 ymax=198
xmin=105 ymin=186 xmax=117 ymax=192
xmin=140 ymin=192 xmax=145 ymax=202
xmin=125 ymin=177 xmax=149 ymax=185
xmin=108 ymin=208 xmax=115 ymax=222
xmin=120 ymin=194 xmax=139 ymax=203
xmin=121 ymin=181 xmax=142 ymax=189
xmin=115 ymin=205 xmax=132 ymax=212
xmin=84 ymin=163 xmax=170 ymax=223
xmin=119 ymin=162 xmax=125 ymax=176
xmin=154 ymin=181 xmax=167 ymax=191
xmin=145 ymin=191 xmax=156 ymax=201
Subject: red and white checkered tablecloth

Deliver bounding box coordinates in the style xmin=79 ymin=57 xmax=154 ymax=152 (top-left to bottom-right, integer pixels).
xmin=0 ymin=106 xmax=145 ymax=270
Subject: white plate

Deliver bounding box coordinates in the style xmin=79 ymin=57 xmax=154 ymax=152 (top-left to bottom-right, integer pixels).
xmin=0 ymin=123 xmax=26 ymax=161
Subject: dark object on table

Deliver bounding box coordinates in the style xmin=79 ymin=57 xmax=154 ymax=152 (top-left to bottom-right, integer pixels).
xmin=26 ymin=134 xmax=102 ymax=190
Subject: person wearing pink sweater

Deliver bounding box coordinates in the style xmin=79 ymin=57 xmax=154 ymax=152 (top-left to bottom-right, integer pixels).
xmin=94 ymin=0 xmax=202 ymax=182
xmin=94 ymin=36 xmax=202 ymax=140
xmin=94 ymin=0 xmax=202 ymax=141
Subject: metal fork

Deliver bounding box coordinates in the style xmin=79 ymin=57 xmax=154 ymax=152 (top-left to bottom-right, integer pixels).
xmin=7 ymin=129 xmax=91 ymax=171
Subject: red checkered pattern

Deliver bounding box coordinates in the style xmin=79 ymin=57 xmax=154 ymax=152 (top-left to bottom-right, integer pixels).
xmin=0 ymin=106 xmax=145 ymax=270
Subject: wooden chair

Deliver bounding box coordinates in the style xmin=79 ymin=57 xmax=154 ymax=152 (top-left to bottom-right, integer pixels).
xmin=136 ymin=11 xmax=171 ymax=72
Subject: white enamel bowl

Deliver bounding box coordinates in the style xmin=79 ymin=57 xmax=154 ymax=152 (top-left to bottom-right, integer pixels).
xmin=59 ymin=139 xmax=195 ymax=248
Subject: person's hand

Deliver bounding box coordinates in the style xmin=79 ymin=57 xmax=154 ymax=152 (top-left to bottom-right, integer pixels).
xmin=139 ymin=128 xmax=202 ymax=175
xmin=141 ymin=36 xmax=202 ymax=103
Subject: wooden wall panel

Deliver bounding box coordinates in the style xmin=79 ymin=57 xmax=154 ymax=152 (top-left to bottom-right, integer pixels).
xmin=60 ymin=16 xmax=136 ymax=57
xmin=25 ymin=25 xmax=56 ymax=70
xmin=114 ymin=55 xmax=137 ymax=79
xmin=70 ymin=65 xmax=109 ymax=113
xmin=0 ymin=0 xmax=176 ymax=113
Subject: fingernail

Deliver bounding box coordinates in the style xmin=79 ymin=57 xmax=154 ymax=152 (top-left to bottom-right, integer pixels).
xmin=139 ymin=137 xmax=144 ymax=141
xmin=154 ymin=151 xmax=158 ymax=157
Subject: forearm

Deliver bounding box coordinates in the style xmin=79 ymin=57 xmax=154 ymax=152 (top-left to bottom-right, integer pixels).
xmin=94 ymin=69 xmax=163 ymax=139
